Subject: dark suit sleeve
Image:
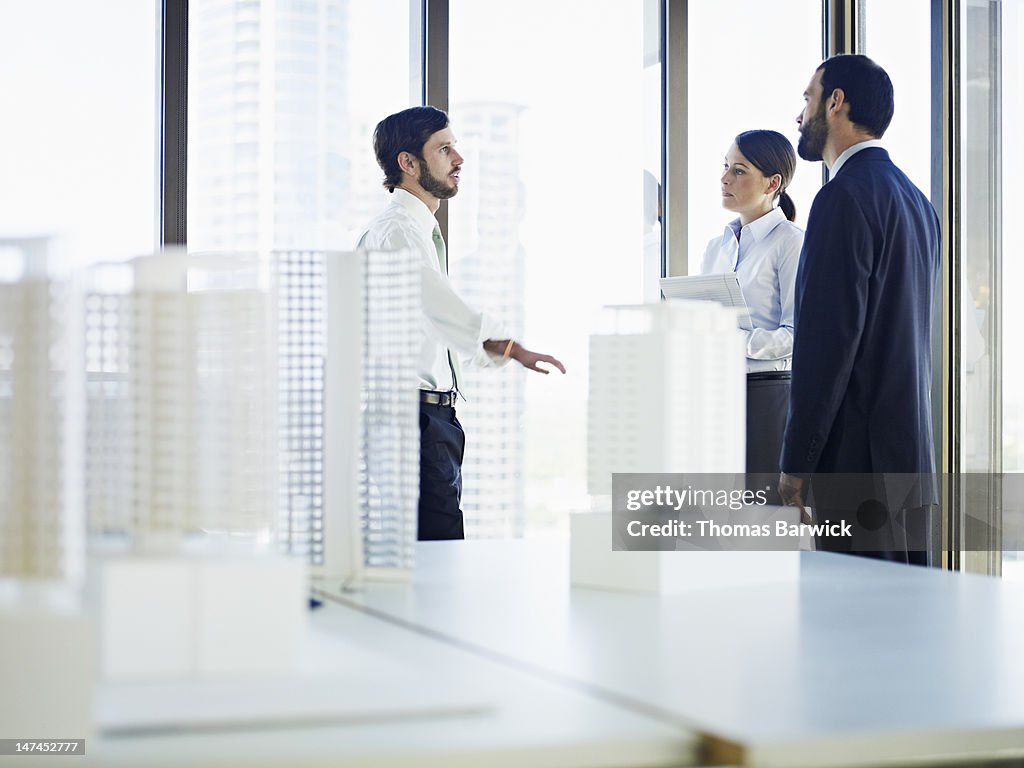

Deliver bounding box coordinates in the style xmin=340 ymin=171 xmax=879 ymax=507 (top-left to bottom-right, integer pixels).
xmin=781 ymin=182 xmax=872 ymax=475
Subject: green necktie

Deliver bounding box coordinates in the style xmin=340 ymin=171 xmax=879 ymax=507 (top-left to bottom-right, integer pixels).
xmin=432 ymin=224 xmax=462 ymax=395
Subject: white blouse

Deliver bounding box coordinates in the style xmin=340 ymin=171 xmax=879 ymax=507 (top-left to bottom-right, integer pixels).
xmin=700 ymin=206 xmax=804 ymax=371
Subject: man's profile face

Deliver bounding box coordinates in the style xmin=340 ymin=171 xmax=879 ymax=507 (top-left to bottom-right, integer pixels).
xmin=415 ymin=127 xmax=463 ymax=200
xmin=796 ymin=69 xmax=829 ymax=162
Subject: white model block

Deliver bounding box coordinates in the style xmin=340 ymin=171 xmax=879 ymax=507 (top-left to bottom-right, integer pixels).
xmin=83 ymin=253 xmax=275 ymax=540
xmin=0 ymin=276 xmax=82 ymax=585
xmin=320 ymin=249 xmax=419 ymax=586
xmin=95 ymin=555 xmax=306 ymax=681
xmin=196 ymin=556 xmax=306 ymax=676
xmin=0 ymin=606 xmax=93 ymax=737
xmin=97 ymin=558 xmax=195 ymax=681
xmin=588 ymin=302 xmax=746 ymax=496
xmin=570 ymin=512 xmax=799 ymax=594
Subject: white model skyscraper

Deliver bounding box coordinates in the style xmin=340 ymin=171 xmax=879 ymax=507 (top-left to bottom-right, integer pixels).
xmin=587 ymin=300 xmax=746 ymax=496
xmin=279 ymin=247 xmax=420 ymax=586
xmin=0 ymin=237 xmax=90 ymax=739
xmin=574 ymin=301 xmax=799 ymax=596
xmin=82 ymin=251 xmax=305 ymax=682
xmin=0 ymin=237 xmax=80 ymax=583
xmin=84 ymin=253 xmax=275 ymax=540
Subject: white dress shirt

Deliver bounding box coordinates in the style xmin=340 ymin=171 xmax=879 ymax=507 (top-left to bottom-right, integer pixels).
xmin=700 ymin=206 xmax=804 ymax=370
xmin=358 ymin=188 xmax=509 ymax=392
xmin=829 ymin=139 xmax=885 ymax=179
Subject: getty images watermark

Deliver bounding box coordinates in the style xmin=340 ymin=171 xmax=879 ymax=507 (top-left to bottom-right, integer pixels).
xmin=623 ymin=483 xmax=850 ymax=541
xmin=608 ymin=472 xmax=1019 ymax=553
xmin=613 ymin=475 xmax=844 ymax=551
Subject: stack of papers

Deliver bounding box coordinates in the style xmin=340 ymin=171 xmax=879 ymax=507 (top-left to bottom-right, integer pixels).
xmin=659 ymin=273 xmax=753 ymax=330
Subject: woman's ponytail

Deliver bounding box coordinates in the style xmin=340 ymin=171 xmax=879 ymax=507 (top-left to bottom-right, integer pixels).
xmin=778 ymin=190 xmax=796 ymax=222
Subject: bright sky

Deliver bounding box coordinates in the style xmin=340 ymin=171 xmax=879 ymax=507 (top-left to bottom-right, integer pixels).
xmin=0 ymin=0 xmax=155 ymax=272
xmin=448 ymin=0 xmax=645 ymax=386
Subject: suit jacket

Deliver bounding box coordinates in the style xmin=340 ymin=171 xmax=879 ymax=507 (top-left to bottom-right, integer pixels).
xmin=781 ymin=147 xmax=940 ymax=477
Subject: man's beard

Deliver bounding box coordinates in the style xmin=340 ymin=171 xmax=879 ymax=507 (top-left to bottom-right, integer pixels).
xmin=797 ymin=103 xmax=829 ymax=162
xmin=418 ymin=163 xmax=458 ymax=200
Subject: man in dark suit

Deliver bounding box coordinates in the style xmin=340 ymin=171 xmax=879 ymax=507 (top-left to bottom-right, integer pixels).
xmin=778 ymin=55 xmax=940 ymax=564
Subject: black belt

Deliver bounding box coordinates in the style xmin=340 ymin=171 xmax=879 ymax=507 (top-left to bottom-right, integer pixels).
xmin=420 ymin=389 xmax=457 ymax=407
xmin=747 ymin=371 xmax=792 ymax=382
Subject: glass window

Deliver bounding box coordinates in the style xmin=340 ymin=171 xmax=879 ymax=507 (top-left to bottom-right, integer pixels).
xmin=188 ymin=0 xmax=412 ymax=253
xmin=862 ymin=0 xmax=932 ymax=196
xmin=961 ymin=1 xmax=999 ymax=478
xmin=952 ymin=0 xmax=1018 ymax=576
xmin=687 ymin=0 xmax=822 ymax=274
xmin=0 ymin=1 xmax=157 ymax=271
xmin=449 ymin=0 xmax=648 ymax=537
xmin=1001 ymin=0 xmax=1023 ymax=579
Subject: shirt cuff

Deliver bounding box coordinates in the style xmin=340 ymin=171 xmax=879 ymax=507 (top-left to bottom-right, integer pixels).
xmin=468 ymin=313 xmax=512 ymax=368
xmin=746 ymin=327 xmax=794 ymax=360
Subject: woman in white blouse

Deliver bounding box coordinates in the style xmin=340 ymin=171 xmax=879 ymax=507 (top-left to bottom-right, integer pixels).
xmin=700 ymin=129 xmax=803 ymax=498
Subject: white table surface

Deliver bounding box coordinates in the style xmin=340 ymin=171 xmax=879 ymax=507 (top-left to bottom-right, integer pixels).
xmin=71 ymin=597 xmax=695 ymax=768
xmin=324 ymin=540 xmax=1024 ymax=766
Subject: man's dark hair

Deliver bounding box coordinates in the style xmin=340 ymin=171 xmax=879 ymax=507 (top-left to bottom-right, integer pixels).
xmin=817 ymin=54 xmax=894 ymax=138
xmin=372 ymin=106 xmax=450 ymax=192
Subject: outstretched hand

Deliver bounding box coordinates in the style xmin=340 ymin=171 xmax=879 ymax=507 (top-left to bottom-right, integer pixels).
xmin=511 ymin=344 xmax=566 ymax=375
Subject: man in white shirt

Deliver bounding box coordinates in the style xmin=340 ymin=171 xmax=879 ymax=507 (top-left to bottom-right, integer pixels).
xmin=359 ymin=106 xmax=565 ymax=541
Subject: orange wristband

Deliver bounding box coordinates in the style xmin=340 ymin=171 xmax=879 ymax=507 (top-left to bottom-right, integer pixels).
xmin=502 ymin=339 xmax=516 ymax=359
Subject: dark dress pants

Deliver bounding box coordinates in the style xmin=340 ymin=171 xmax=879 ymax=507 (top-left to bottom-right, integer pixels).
xmin=418 ymin=401 xmax=466 ymax=540
xmin=746 ymin=371 xmax=791 ymax=506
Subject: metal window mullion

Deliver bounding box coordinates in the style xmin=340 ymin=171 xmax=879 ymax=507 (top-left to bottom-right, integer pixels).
xmin=986 ymin=0 xmax=1003 ymax=576
xmin=663 ymin=0 xmax=686 ymax=276
xmin=941 ymin=0 xmax=963 ymax=570
xmin=825 ymin=0 xmax=861 ymax=56
xmin=423 ymin=0 xmax=449 ymax=112
xmin=822 ymin=0 xmax=861 ymax=185
xmin=160 ymin=0 xmax=188 ymax=248
xmin=419 ymin=0 xmax=450 ymax=241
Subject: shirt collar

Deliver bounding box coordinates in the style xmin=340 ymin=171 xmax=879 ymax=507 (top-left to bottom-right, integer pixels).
xmin=829 ymin=139 xmax=884 ymax=179
xmin=391 ymin=187 xmax=439 ymax=235
xmin=722 ymin=206 xmax=787 ymax=245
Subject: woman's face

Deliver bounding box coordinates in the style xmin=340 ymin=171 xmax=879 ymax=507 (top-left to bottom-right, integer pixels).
xmin=720 ymin=143 xmax=777 ymax=220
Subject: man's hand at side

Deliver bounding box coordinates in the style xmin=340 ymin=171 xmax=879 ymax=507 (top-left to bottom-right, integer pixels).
xmin=778 ymin=471 xmax=812 ymax=524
